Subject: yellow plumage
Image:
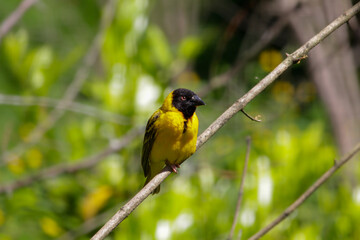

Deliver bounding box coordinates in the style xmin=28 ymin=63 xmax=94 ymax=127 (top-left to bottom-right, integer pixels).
xmin=141 ymin=88 xmax=204 ymax=194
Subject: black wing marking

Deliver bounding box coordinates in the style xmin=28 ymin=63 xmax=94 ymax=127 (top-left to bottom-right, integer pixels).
xmin=141 ymin=111 xmax=160 ymax=177
xmin=183 ymin=120 xmax=188 ymax=134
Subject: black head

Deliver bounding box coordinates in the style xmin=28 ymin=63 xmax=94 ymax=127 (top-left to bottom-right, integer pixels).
xmin=172 ymin=88 xmax=205 ymax=119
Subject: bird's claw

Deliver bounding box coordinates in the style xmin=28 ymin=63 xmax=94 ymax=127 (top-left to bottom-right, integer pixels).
xmin=166 ymin=161 xmax=180 ymax=173
xmin=170 ymin=165 xmax=178 ymax=173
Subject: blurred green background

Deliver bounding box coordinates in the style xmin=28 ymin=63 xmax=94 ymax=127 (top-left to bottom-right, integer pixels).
xmin=0 ymin=0 xmax=360 ymax=239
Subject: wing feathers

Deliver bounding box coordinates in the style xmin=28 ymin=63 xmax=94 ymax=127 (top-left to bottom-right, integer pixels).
xmin=141 ymin=110 xmax=160 ymax=177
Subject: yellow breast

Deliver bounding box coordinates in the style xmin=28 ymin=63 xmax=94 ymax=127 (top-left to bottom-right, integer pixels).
xmin=150 ymin=110 xmax=199 ymax=165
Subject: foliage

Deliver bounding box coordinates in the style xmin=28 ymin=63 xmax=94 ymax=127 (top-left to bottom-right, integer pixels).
xmin=0 ymin=0 xmax=359 ymax=239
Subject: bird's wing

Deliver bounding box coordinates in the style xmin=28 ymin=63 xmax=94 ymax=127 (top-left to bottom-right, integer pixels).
xmin=141 ymin=110 xmax=160 ymax=177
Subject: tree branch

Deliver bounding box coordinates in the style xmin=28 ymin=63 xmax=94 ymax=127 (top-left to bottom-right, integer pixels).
xmin=1 ymin=0 xmax=117 ymax=166
xmin=197 ymin=2 xmax=360 ymax=149
xmin=248 ymin=142 xmax=360 ymax=240
xmin=91 ymin=3 xmax=360 ymax=239
xmin=0 ymin=0 xmax=37 ymax=42
xmin=59 ymin=204 xmax=123 ymax=240
xmin=0 ymin=94 xmax=130 ymax=125
xmin=228 ymin=136 xmax=251 ymax=240
xmin=0 ymin=128 xmax=143 ymax=195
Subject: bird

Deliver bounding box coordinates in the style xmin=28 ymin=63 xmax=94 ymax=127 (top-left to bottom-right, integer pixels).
xmin=141 ymin=88 xmax=205 ymax=194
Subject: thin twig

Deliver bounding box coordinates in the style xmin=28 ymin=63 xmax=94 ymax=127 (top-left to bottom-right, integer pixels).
xmin=0 ymin=128 xmax=143 ymax=195
xmin=0 ymin=0 xmax=37 ymax=42
xmin=0 ymin=94 xmax=130 ymax=125
xmin=91 ymin=3 xmax=360 ymax=239
xmin=228 ymin=136 xmax=251 ymax=240
xmin=240 ymin=109 xmax=261 ymax=122
xmin=248 ymin=142 xmax=360 ymax=240
xmin=1 ymin=0 xmax=117 ymax=165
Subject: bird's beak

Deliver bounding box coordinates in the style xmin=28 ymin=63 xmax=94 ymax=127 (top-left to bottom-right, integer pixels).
xmin=191 ymin=95 xmax=205 ymax=106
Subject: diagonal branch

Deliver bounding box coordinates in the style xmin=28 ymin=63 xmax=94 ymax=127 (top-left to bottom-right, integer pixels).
xmin=228 ymin=136 xmax=251 ymax=240
xmin=196 ymin=2 xmax=360 ymax=150
xmin=248 ymin=142 xmax=360 ymax=240
xmin=91 ymin=2 xmax=360 ymax=240
xmin=59 ymin=203 xmax=124 ymax=240
xmin=0 ymin=128 xmax=143 ymax=195
xmin=0 ymin=0 xmax=37 ymax=42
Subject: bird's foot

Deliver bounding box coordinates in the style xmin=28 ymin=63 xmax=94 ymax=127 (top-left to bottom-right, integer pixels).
xmin=166 ymin=161 xmax=180 ymax=173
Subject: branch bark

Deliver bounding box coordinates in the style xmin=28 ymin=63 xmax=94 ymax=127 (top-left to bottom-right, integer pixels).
xmin=228 ymin=136 xmax=251 ymax=240
xmin=59 ymin=204 xmax=124 ymax=240
xmin=91 ymin=3 xmax=360 ymax=239
xmin=248 ymin=142 xmax=360 ymax=240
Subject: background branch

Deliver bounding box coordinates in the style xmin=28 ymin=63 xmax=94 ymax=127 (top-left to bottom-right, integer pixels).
xmin=0 ymin=0 xmax=37 ymax=42
xmin=228 ymin=136 xmax=251 ymax=240
xmin=198 ymin=8 xmax=290 ymax=97
xmin=1 ymin=0 xmax=117 ymax=165
xmin=196 ymin=2 xmax=360 ymax=150
xmin=248 ymin=142 xmax=360 ymax=240
xmin=0 ymin=94 xmax=130 ymax=125
xmin=0 ymin=128 xmax=143 ymax=195
xmin=91 ymin=3 xmax=360 ymax=239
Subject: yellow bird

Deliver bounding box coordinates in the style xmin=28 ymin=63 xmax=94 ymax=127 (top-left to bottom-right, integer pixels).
xmin=141 ymin=88 xmax=205 ymax=194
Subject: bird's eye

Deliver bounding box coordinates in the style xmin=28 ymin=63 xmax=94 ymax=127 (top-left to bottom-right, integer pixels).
xmin=180 ymin=96 xmax=186 ymax=101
